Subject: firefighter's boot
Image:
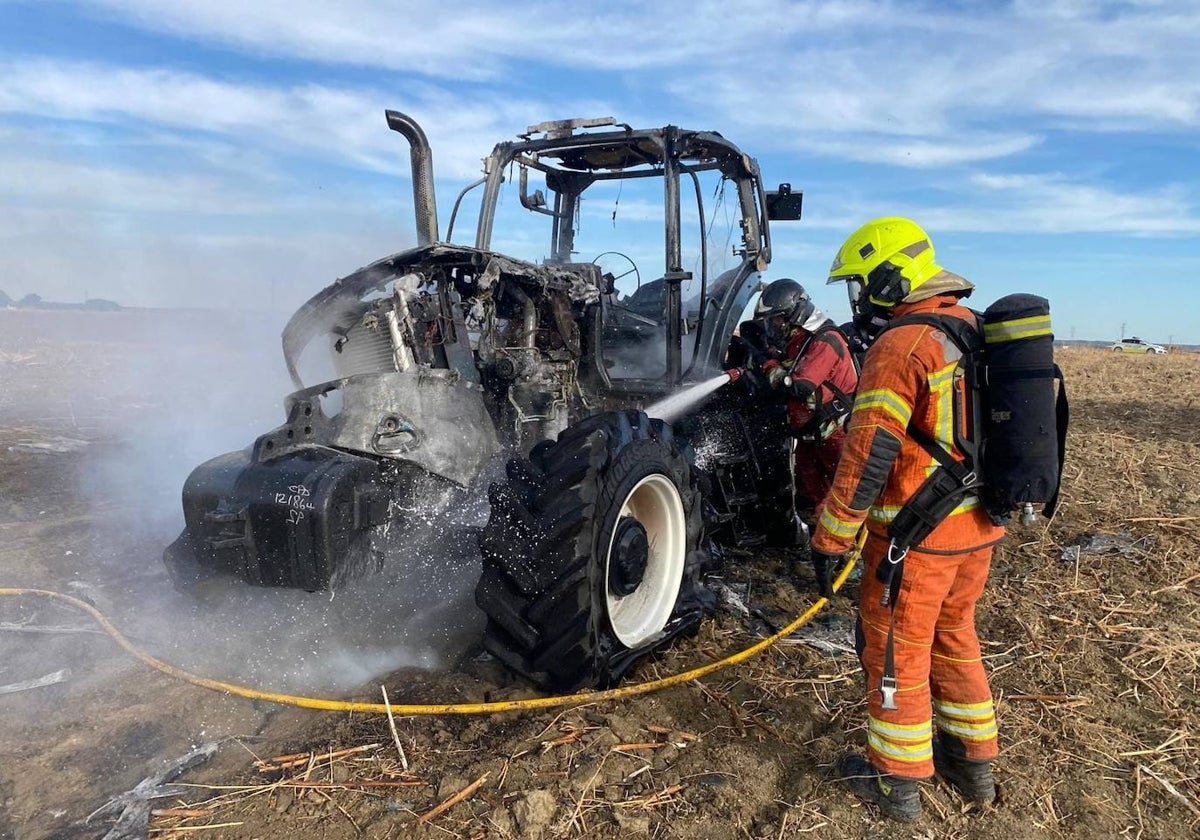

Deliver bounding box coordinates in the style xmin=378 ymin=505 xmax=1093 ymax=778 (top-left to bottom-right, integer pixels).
xmin=838 ymin=753 xmax=922 ymax=821
xmin=793 ymin=513 xmax=812 ymax=556
xmin=933 ymin=732 xmax=996 ymax=804
xmin=786 ymin=516 xmax=813 ymax=585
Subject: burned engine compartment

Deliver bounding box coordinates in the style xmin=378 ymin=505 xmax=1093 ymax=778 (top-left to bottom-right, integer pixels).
xmin=276 ymin=244 xmax=609 ymax=478
xmin=166 ymin=244 xmax=627 ymax=591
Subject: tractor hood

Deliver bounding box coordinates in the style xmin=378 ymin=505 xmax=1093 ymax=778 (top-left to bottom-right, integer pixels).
xmin=281 ymin=243 xmax=603 ymax=389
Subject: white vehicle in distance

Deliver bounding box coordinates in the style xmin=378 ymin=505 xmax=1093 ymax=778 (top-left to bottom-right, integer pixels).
xmin=1109 ymin=337 xmax=1168 ymax=355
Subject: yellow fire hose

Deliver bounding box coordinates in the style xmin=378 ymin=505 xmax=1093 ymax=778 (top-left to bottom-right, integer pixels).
xmin=0 ymin=533 xmax=862 ymax=716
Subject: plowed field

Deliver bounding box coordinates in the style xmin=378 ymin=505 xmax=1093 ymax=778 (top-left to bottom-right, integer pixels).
xmin=1 ymin=310 xmax=1197 ymax=839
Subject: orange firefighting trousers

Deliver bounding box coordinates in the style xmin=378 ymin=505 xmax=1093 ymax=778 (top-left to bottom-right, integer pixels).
xmin=856 ymin=533 xmax=999 ymax=779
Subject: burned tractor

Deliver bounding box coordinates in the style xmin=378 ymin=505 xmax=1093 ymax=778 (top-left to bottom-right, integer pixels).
xmin=165 ymin=111 xmax=804 ymax=690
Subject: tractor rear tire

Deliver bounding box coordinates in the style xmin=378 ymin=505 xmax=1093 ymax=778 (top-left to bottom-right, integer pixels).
xmin=475 ymin=410 xmax=714 ymax=691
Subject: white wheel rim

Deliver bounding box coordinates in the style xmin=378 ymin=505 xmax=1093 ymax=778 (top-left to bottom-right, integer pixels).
xmin=604 ymin=473 xmax=687 ymax=647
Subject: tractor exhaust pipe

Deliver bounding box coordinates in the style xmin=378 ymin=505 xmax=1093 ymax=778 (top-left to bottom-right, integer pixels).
xmin=385 ymin=110 xmax=440 ymax=247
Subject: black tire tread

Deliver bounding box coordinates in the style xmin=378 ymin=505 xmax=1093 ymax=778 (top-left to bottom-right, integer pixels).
xmin=475 ymin=410 xmax=711 ymax=691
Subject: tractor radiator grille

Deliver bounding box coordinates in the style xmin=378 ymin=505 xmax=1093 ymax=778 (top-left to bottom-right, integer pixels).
xmin=333 ymin=321 xmax=396 ymax=378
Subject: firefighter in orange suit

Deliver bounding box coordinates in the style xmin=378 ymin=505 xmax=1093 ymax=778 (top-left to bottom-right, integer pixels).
xmin=811 ymin=218 xmax=1004 ymax=821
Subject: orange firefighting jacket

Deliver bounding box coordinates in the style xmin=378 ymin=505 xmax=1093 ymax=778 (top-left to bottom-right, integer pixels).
xmin=812 ymin=295 xmax=1005 ymax=555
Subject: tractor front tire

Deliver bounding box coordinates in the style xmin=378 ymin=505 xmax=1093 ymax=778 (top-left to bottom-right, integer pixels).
xmin=475 ymin=410 xmax=714 ymax=691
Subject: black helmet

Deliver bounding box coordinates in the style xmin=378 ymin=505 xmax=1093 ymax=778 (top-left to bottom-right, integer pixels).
xmin=754 ymin=279 xmax=815 ymax=341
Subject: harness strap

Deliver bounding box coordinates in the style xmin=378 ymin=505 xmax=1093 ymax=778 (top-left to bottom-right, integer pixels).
xmin=877 ymin=540 xmax=907 ymax=711
xmin=1047 ymin=363 xmax=1069 ymax=518
xmin=910 ymin=427 xmax=976 ymax=486
xmin=791 ymin=326 xmax=857 ymax=438
xmin=795 ymin=379 xmax=855 ymax=438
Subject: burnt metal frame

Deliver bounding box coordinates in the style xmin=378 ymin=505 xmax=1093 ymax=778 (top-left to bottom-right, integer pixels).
xmin=474 ymin=126 xmax=770 ymax=385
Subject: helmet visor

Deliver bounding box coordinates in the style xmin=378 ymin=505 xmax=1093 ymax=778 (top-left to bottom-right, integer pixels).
xmin=840 ymin=276 xmax=867 ymax=318
xmin=759 ymin=313 xmax=789 ymax=344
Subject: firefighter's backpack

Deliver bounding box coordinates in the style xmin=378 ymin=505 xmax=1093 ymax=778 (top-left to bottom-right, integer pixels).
xmin=886 ymin=294 xmax=1069 ymax=550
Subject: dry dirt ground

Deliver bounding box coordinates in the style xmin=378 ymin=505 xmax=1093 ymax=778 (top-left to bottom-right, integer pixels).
xmin=1 ymin=310 xmax=1198 ymax=840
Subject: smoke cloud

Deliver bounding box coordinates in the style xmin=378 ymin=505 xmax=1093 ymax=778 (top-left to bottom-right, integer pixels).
xmin=2 ymin=306 xmax=485 ymax=698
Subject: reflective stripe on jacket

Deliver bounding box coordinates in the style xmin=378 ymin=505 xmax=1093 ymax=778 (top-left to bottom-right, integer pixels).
xmin=812 ymin=295 xmax=1005 ymax=555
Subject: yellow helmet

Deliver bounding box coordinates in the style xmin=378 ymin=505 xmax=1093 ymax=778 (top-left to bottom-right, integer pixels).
xmin=826 ymin=217 xmax=960 ymax=318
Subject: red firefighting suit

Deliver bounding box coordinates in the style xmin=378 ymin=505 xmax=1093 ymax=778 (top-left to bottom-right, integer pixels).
xmin=811 ymin=294 xmax=1005 ymax=779
xmin=767 ymin=324 xmax=858 ymax=512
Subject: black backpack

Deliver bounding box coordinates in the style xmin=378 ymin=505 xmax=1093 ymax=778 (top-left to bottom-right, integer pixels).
xmin=884 ymin=294 xmax=1069 ymax=552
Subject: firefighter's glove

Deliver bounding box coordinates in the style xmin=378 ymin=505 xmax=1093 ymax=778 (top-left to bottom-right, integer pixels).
xmin=810 ymin=551 xmax=838 ymax=600
xmin=736 ymin=367 xmax=769 ymax=397
xmin=762 ymin=359 xmax=788 ymax=388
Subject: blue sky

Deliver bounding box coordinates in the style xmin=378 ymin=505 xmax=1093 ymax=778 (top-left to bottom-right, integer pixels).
xmin=1 ymin=0 xmax=1198 ymax=342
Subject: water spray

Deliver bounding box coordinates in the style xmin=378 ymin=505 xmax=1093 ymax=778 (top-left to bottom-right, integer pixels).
xmin=645 ymin=369 xmax=743 ymax=423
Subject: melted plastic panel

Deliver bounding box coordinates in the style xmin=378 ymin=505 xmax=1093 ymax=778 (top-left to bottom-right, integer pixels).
xmin=255 ymin=371 xmax=500 ymax=489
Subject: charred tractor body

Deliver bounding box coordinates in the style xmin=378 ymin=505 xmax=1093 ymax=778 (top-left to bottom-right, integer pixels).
xmin=165 ymin=112 xmax=803 ymax=689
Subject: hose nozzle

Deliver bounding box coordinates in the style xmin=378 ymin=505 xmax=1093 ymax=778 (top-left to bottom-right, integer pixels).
xmin=726 ymin=367 xmax=745 ymax=384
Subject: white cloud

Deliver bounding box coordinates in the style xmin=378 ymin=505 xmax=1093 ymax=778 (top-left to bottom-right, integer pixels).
xmin=0 ymin=203 xmax=407 ymax=309
xmin=656 ymin=1 xmax=1200 ymax=167
xmin=79 ymin=0 xmax=527 ymax=80
xmin=76 ymin=0 xmax=1200 ymax=134
xmin=0 ymin=60 xmax=420 ymax=174
xmin=1 ymin=155 xmax=278 ymax=216
xmin=77 ymin=0 xmax=878 ymax=76
xmin=955 ymin=172 xmax=1200 ymax=235
xmin=801 ymin=133 xmax=1041 ymax=169
xmin=0 ymin=57 xmax=627 ymax=181
xmin=11 ymin=1 xmax=1197 ymax=179
xmin=797 ymin=171 xmax=1200 ymax=237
